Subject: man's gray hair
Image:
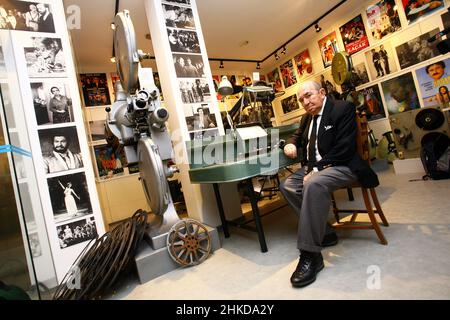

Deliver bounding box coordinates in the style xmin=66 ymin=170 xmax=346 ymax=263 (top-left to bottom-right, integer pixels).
xmin=297 ymin=80 xmax=322 ymax=95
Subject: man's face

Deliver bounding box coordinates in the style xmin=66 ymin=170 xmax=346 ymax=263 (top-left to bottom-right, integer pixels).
xmin=427 ymin=64 xmax=445 ymax=80
xmin=53 ymin=136 xmax=68 ymax=153
xmin=298 ymin=84 xmax=326 ymax=115
xmin=51 ymin=88 xmax=60 ymax=95
xmin=36 ymin=4 xmax=45 ymax=14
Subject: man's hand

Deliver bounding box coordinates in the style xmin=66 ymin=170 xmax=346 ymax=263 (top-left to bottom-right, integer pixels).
xmin=284 ymin=143 xmax=297 ymax=159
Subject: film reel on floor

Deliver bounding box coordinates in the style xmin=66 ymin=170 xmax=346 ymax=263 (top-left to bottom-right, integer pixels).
xmin=166 ymin=219 xmax=212 ymax=267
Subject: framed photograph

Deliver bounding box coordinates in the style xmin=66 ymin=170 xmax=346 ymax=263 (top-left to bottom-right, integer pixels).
xmin=366 ymin=0 xmax=401 ymax=41
xmin=88 ymin=120 xmax=107 ymax=141
xmin=0 ymin=1 xmax=55 ymax=33
xmin=56 ymin=217 xmax=97 ymax=249
xmin=279 ymin=59 xmax=297 ymax=89
xmin=23 ymin=37 xmax=66 ymax=77
xmin=189 ymin=128 xmax=219 ymax=141
xmin=293 ymin=49 xmax=313 ymax=79
xmin=167 ymin=28 xmax=200 ymax=53
xmin=178 ymin=78 xmax=211 ymax=103
xmin=415 ymin=57 xmax=450 ymax=108
xmin=395 ymin=28 xmax=441 ymax=70
xmin=318 ymin=31 xmax=339 ymax=68
xmin=381 ymin=72 xmax=421 ymax=114
xmin=47 ymin=172 xmax=93 ymax=224
xmin=29 ymin=232 xmax=42 ymax=258
xmin=314 ymin=68 xmax=341 ymax=97
xmin=30 ymin=81 xmax=74 ymax=125
xmin=162 ymin=4 xmax=195 ymax=29
xmin=365 ymin=42 xmax=398 ymax=80
xmin=442 ymin=10 xmax=450 ymax=30
xmin=185 ymin=105 xmax=217 ymax=131
xmin=347 ymin=84 xmax=386 ymax=121
xmin=93 ymin=144 xmax=125 ymax=179
xmin=173 ymin=53 xmax=205 ymax=78
xmin=79 ymin=73 xmax=111 ymax=107
xmin=281 ymin=94 xmax=300 ymax=115
xmin=38 ymin=126 xmax=83 ymax=174
xmin=267 ymin=68 xmax=283 ymax=93
xmin=163 ymin=0 xmax=191 ymax=5
xmin=351 ymin=62 xmax=370 ymax=87
xmin=402 ymin=0 xmax=445 ymax=25
xmin=339 ymin=15 xmax=370 ymax=55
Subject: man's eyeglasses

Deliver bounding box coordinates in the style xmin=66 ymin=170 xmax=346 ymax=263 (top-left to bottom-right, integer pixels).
xmin=298 ymin=90 xmax=319 ymax=104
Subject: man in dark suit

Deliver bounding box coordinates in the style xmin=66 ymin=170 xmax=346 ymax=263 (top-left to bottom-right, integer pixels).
xmin=36 ymin=3 xmax=55 ymax=33
xmin=280 ymin=80 xmax=379 ymax=288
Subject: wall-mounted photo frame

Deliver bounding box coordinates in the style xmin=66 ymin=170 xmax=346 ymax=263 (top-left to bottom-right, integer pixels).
xmin=347 ymin=84 xmax=386 ymax=121
xmin=366 ymin=0 xmax=401 ymax=41
xmin=365 ymin=42 xmax=398 ymax=80
xmin=173 ymin=53 xmax=205 ymax=78
xmin=162 ymin=4 xmax=195 ymax=29
xmin=267 ymin=68 xmax=283 ymax=93
xmin=23 ymin=36 xmax=66 ymax=77
xmin=395 ymin=28 xmax=441 ymax=70
xmin=93 ymin=144 xmax=125 ymax=179
xmin=318 ymin=31 xmax=339 ymax=68
xmin=79 ymin=73 xmax=111 ymax=107
xmin=293 ymin=49 xmax=313 ymax=79
xmin=56 ymin=217 xmax=97 ymax=250
xmin=30 ymin=81 xmax=74 ymax=125
xmin=167 ymin=27 xmax=200 ymax=53
xmin=381 ymin=72 xmax=421 ymax=114
xmin=47 ymin=172 xmax=93 ymax=224
xmin=281 ymin=94 xmax=300 ymax=115
xmin=38 ymin=126 xmax=83 ymax=174
xmin=0 ymin=1 xmax=55 ymax=33
xmin=88 ymin=120 xmax=107 ymax=142
xmin=351 ymin=62 xmax=370 ymax=87
xmin=339 ymin=14 xmax=370 ymax=55
xmin=279 ymin=59 xmax=297 ymax=89
xmin=314 ymin=68 xmax=341 ymax=97
xmin=402 ymin=0 xmax=445 ymax=25
xmin=415 ymin=57 xmax=450 ymax=108
xmin=185 ymin=105 xmax=217 ymax=131
xmin=178 ymin=78 xmax=211 ymax=103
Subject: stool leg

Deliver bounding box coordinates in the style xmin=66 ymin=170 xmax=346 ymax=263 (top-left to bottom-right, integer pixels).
xmin=331 ymin=193 xmax=340 ymax=223
xmin=370 ymin=188 xmax=389 ymax=227
xmin=362 ymin=189 xmax=388 ymax=245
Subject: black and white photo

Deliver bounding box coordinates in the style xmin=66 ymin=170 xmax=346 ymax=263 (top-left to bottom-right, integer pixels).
xmin=189 ymin=128 xmax=219 ymax=141
xmin=179 ymin=78 xmax=211 ymax=103
xmin=167 ymin=28 xmax=200 ymax=53
xmin=29 ymin=232 xmax=42 ymax=258
xmin=48 ymin=172 xmax=93 ymax=224
xmin=351 ymin=62 xmax=370 ymax=87
xmin=162 ymin=4 xmax=195 ymax=29
xmin=163 ymin=0 xmax=191 ymax=5
xmin=365 ymin=42 xmax=397 ymax=80
xmin=56 ymin=217 xmax=97 ymax=249
xmin=88 ymin=120 xmax=107 ymax=141
xmin=0 ymin=0 xmax=55 ymax=33
xmin=186 ymin=105 xmax=217 ymax=131
xmin=30 ymin=82 xmax=74 ymax=125
xmin=173 ymin=53 xmax=205 ymax=78
xmin=23 ymin=36 xmax=65 ymax=77
xmin=395 ymin=29 xmax=441 ymax=69
xmin=38 ymin=126 xmax=83 ymax=174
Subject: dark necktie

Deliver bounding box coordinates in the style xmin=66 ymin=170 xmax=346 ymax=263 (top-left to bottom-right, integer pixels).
xmin=307 ymin=115 xmax=319 ymax=172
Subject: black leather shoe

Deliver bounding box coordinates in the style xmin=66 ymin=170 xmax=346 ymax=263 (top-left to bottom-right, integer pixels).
xmin=321 ymin=232 xmax=338 ymax=247
xmin=290 ymin=251 xmax=324 ymax=288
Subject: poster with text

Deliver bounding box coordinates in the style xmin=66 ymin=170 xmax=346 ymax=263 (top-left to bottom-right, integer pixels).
xmin=402 ymin=0 xmax=445 ymax=25
xmin=366 ymin=0 xmax=401 ymax=41
xmin=339 ymin=15 xmax=370 ymax=55
xmin=346 ymin=84 xmax=386 ymax=121
xmin=267 ymin=68 xmax=283 ymax=93
xmin=279 ymin=59 xmax=297 ymax=89
xmin=415 ymin=57 xmax=450 ymax=108
xmin=80 ymin=73 xmax=111 ymax=107
xmin=293 ymin=49 xmax=313 ymax=79
xmin=318 ymin=31 xmax=339 ymax=68
xmin=381 ymin=72 xmax=420 ymax=114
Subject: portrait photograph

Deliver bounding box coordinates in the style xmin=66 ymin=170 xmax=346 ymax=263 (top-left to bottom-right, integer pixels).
xmin=189 ymin=128 xmax=219 ymax=141
xmin=279 ymin=59 xmax=297 ymax=89
xmin=318 ymin=31 xmax=339 ymax=68
xmin=351 ymin=62 xmax=370 ymax=87
xmin=415 ymin=57 xmax=450 ymax=108
xmin=347 ymin=84 xmax=386 ymax=121
xmin=395 ymin=28 xmax=441 ymax=69
xmin=56 ymin=216 xmax=97 ymax=250
xmin=173 ymin=53 xmax=205 ymax=78
xmin=0 ymin=0 xmax=55 ymax=33
xmin=23 ymin=36 xmax=66 ymax=77
xmin=162 ymin=4 xmax=195 ymax=29
xmin=80 ymin=73 xmax=111 ymax=107
xmin=38 ymin=126 xmax=83 ymax=174
xmin=402 ymin=0 xmax=445 ymax=25
xmin=381 ymin=72 xmax=421 ymax=114
xmin=30 ymin=81 xmax=74 ymax=126
xmin=93 ymin=144 xmax=125 ymax=179
xmin=365 ymin=42 xmax=398 ymax=80
xmin=178 ymin=78 xmax=211 ymax=104
xmin=267 ymin=68 xmax=283 ymax=93
xmin=88 ymin=120 xmax=107 ymax=141
xmin=47 ymin=172 xmax=93 ymax=224
xmin=167 ymin=27 xmax=200 ymax=54
xmin=185 ymin=105 xmax=217 ymax=131
xmin=293 ymin=49 xmax=313 ymax=79
xmin=366 ymin=0 xmax=401 ymax=41
xmin=339 ymin=15 xmax=370 ymax=55
xmin=281 ymin=94 xmax=300 ymax=115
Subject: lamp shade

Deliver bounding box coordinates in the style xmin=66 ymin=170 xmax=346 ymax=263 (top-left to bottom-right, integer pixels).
xmin=218 ymin=75 xmax=233 ymax=96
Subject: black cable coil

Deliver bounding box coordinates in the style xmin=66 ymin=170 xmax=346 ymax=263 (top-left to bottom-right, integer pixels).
xmin=52 ymin=209 xmax=148 ymax=300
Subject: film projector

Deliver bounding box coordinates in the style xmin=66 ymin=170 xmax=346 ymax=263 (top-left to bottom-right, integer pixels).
xmin=105 ymin=10 xmax=212 ymax=268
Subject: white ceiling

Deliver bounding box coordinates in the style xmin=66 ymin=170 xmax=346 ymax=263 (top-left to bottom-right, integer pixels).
xmin=64 ymin=0 xmax=360 ymax=72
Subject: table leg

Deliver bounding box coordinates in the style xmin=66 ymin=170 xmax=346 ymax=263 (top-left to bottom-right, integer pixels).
xmin=213 ymin=183 xmax=230 ymax=238
xmin=246 ymin=178 xmax=268 ymax=252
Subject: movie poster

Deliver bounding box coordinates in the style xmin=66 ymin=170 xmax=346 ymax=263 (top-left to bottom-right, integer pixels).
xmin=281 ymin=94 xmax=300 ymax=115
xmin=314 ymin=68 xmax=341 ymax=97
xmin=318 ymin=31 xmax=339 ymax=68
xmin=79 ymin=73 xmax=111 ymax=107
xmin=366 ymin=0 xmax=401 ymax=41
xmin=279 ymin=59 xmax=297 ymax=89
xmin=365 ymin=42 xmax=398 ymax=80
xmin=346 ymin=84 xmax=386 ymax=121
xmin=93 ymin=144 xmax=125 ymax=178
xmin=267 ymin=68 xmax=283 ymax=93
xmin=402 ymin=0 xmax=445 ymax=25
xmin=339 ymin=15 xmax=370 ymax=55
xmin=293 ymin=49 xmax=313 ymax=79
xmin=381 ymin=72 xmax=421 ymax=114
xmin=415 ymin=57 xmax=450 ymax=108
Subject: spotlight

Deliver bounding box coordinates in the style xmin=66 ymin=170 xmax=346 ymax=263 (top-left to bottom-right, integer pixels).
xmin=274 ymin=53 xmax=279 ymax=60
xmin=219 ymin=60 xmax=224 ymax=69
xmin=281 ymin=47 xmax=286 ymax=55
xmin=315 ymin=23 xmax=322 ymax=33
xmin=110 ymin=56 xmax=116 ymax=63
xmin=256 ymin=62 xmax=261 ymax=70
xmin=110 ymin=22 xmax=115 ymax=30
